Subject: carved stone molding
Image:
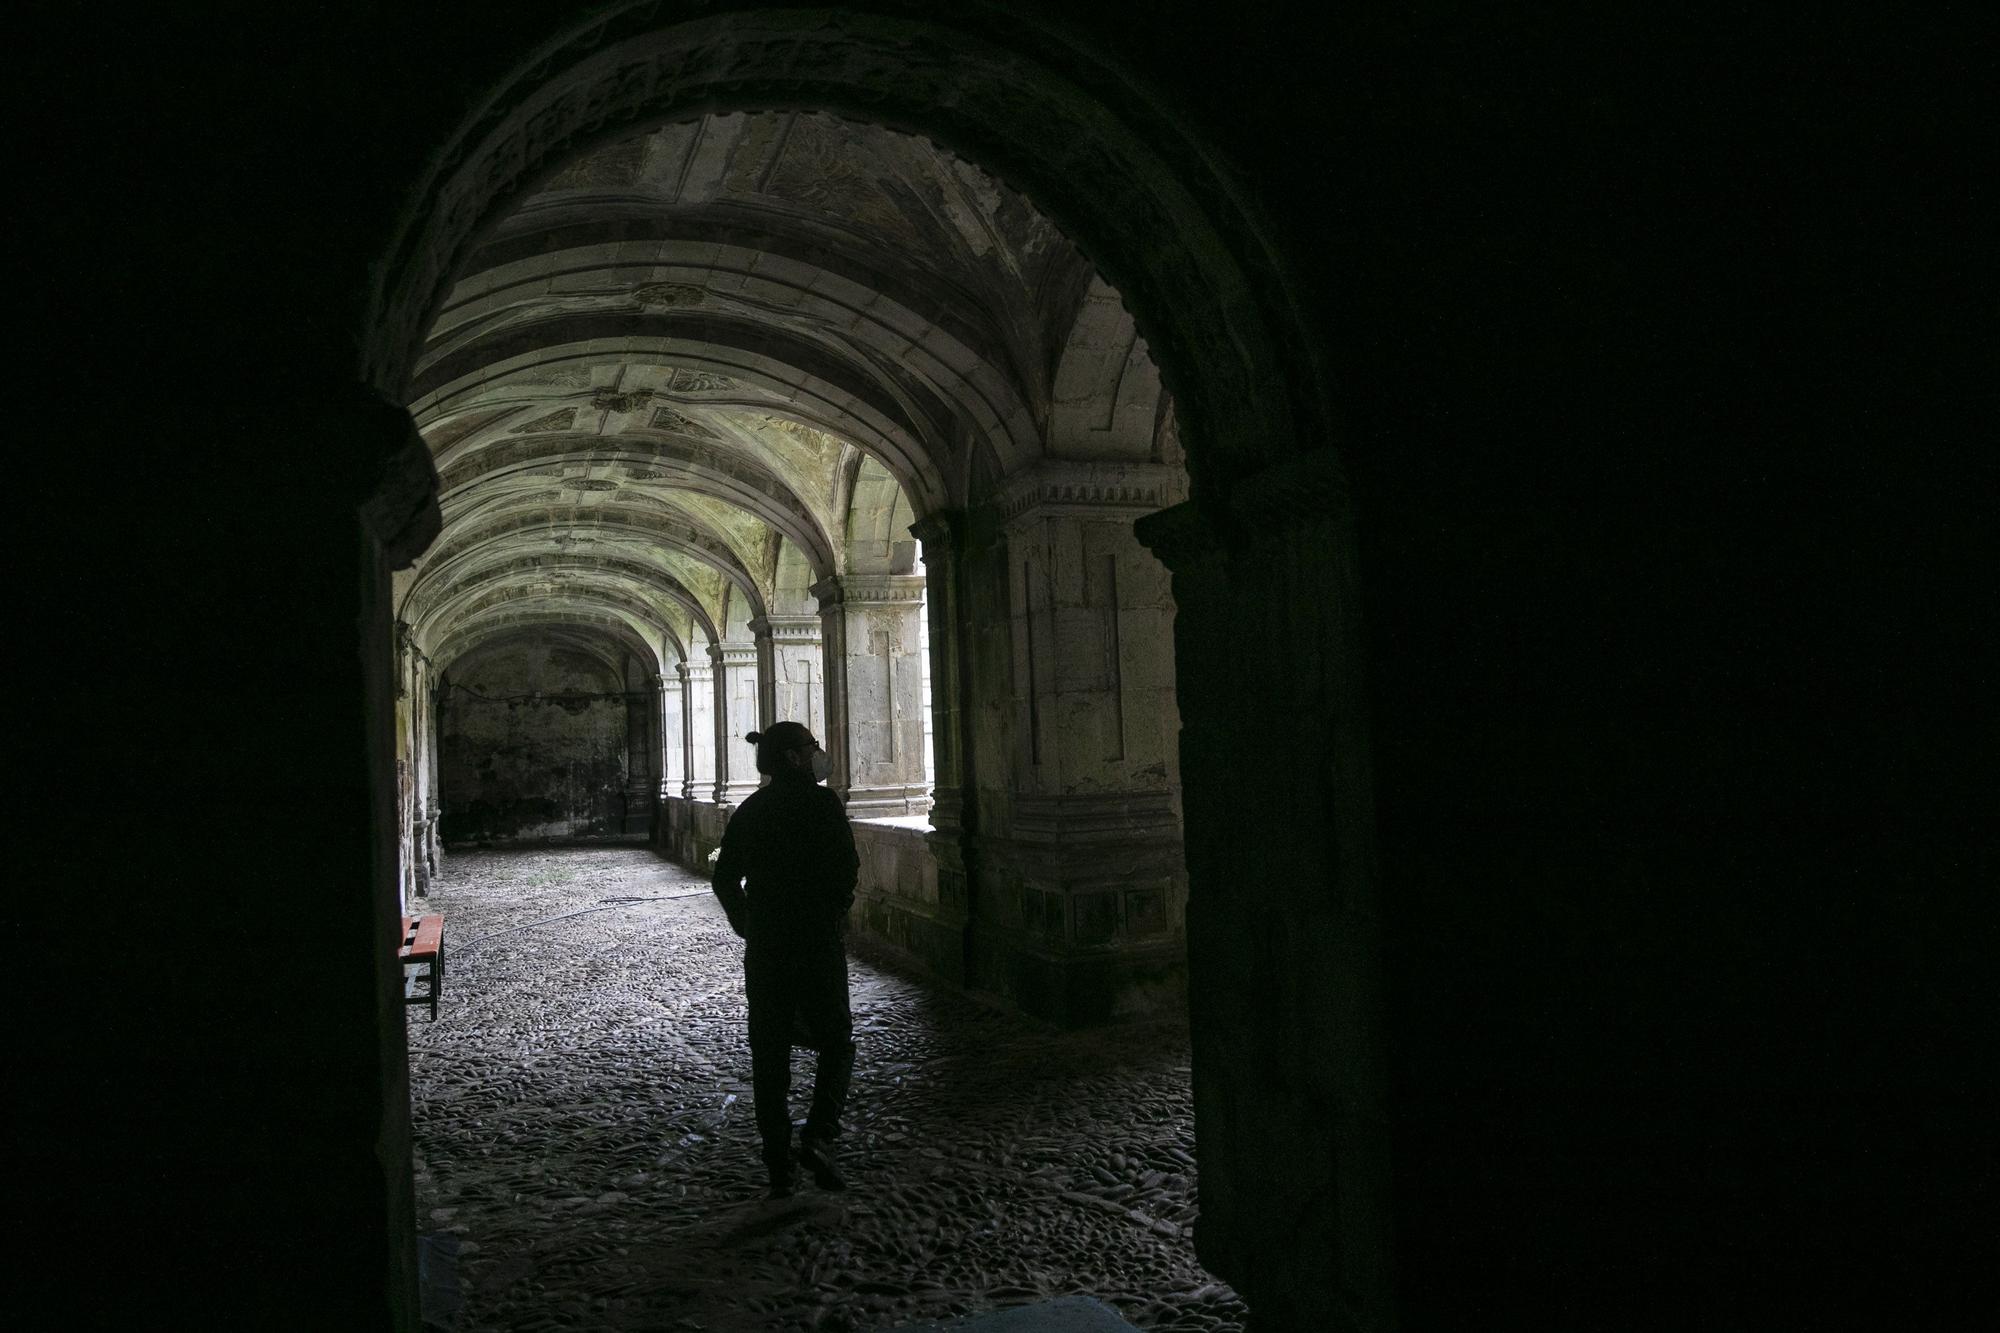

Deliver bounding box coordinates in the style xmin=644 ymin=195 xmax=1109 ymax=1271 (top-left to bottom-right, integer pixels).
xmin=811 ymin=574 xmax=928 ymax=609
xmin=989 ymin=460 xmax=1190 ymax=532
xmin=1010 ymin=789 xmax=1183 ymax=844
xmin=908 ymin=508 xmax=964 ymax=550
xmin=707 ymin=642 xmax=759 ymax=669
xmin=676 ymin=659 xmax=711 ymax=683
xmin=747 ymin=614 xmax=822 ymax=644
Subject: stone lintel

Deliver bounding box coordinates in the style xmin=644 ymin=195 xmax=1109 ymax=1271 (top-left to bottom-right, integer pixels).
xmin=991 ymin=461 xmax=1190 ymax=533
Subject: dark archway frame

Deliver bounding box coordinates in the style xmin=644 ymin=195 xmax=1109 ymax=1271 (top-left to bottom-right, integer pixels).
xmin=362 ymin=6 xmax=1384 ymax=1328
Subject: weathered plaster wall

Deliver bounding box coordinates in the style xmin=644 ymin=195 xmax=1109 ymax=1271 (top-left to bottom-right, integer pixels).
xmin=438 ymin=639 xmax=636 ymax=843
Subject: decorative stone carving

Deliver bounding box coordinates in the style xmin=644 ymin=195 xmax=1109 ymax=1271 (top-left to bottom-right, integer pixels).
xmin=589 ymin=387 xmax=654 ymax=414
xmin=632 ymin=281 xmax=707 ymax=309
xmin=508 ymin=407 xmax=578 ymax=434
xmin=668 ymin=367 xmax=737 ymax=393
xmin=649 ymin=406 xmax=716 ymax=437
xmin=811 ymin=573 xmax=928 ymax=606
xmin=990 ymin=460 xmax=1189 ymax=531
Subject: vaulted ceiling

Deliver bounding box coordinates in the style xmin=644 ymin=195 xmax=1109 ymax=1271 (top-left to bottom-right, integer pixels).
xmin=397 ymin=111 xmax=1177 ymax=674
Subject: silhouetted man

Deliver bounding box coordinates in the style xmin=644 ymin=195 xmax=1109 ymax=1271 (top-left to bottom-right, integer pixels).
xmin=710 ymin=721 xmax=860 ymax=1197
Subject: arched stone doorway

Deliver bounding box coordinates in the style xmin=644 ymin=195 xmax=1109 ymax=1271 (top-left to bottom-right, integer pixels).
xmin=363 ymin=8 xmax=1387 ymax=1330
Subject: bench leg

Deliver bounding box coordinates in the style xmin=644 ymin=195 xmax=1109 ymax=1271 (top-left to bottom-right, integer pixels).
xmin=430 ymin=942 xmax=443 ymax=1022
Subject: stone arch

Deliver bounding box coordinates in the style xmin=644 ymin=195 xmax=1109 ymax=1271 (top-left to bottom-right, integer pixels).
xmin=361 ymin=8 xmax=1371 ymax=1326
xmin=402 ymin=509 xmax=766 ymax=626
xmin=419 ymin=576 xmax=712 ymax=652
xmin=414 ymin=335 xmax=947 ymax=513
xmin=411 ymin=551 xmax=736 ymax=643
xmin=415 ymin=248 xmax=1033 ymax=488
xmin=844 ymin=453 xmax=917 ymax=574
xmin=440 ymin=619 xmax=653 ymax=683
xmin=428 ymin=436 xmax=839 ymax=576
xmin=364 ymin=4 xmax=1331 ymax=506
xmin=1049 ymin=274 xmax=1164 ymax=460
xmin=437 ymin=610 xmax=676 ymax=677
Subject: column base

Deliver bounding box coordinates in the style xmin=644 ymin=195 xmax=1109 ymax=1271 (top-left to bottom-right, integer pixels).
xmin=717 ymin=780 xmax=760 ymax=807
xmin=965 ymin=927 xmax=1187 ymax=1027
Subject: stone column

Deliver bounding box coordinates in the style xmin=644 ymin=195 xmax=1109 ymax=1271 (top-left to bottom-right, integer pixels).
xmin=410 ymin=655 xmax=438 ymax=895
xmin=814 ymin=581 xmax=851 ymax=802
xmin=813 ymin=573 xmax=931 ymax=817
xmin=622 ymin=669 xmax=656 ymax=836
xmin=911 ymin=511 xmax=971 ymax=925
xmin=395 ymin=622 xmax=422 ymax=907
xmin=657 ymin=670 xmax=684 ymax=801
xmin=749 ymin=614 xmax=825 ymax=737
xmin=680 ymin=657 xmax=715 ymax=801
xmin=711 ymin=640 xmax=760 ymax=805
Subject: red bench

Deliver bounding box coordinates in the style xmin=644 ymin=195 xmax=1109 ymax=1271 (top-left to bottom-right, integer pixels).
xmin=400 ymin=914 xmax=445 ymax=1021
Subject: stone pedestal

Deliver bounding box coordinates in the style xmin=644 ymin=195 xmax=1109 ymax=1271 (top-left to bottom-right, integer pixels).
xmin=711 ymin=640 xmax=761 ymax=805
xmin=812 ymin=574 xmax=932 ymax=817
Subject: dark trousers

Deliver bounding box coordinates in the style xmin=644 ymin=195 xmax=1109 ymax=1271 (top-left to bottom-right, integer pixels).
xmin=744 ymin=937 xmax=854 ymax=1168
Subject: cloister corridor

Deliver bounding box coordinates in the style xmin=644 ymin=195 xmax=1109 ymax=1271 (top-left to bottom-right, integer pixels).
xmin=409 ymin=848 xmax=1241 ymax=1333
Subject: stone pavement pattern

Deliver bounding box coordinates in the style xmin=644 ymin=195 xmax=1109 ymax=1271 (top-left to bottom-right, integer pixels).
xmin=409 ymin=848 xmax=1245 ymax=1332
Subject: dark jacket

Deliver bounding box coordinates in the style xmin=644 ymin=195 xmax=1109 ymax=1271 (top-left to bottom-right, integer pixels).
xmin=710 ymin=775 xmax=859 ymax=947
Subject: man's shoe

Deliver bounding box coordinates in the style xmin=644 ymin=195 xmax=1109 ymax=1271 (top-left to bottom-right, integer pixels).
xmin=765 ymin=1148 xmax=795 ymax=1199
xmin=797 ymin=1135 xmax=845 ymax=1191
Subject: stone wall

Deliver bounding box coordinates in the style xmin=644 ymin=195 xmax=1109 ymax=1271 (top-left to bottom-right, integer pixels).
xmin=438 ymin=640 xmax=639 ymax=844
xmin=658 ymin=794 xmax=730 ymax=870
xmin=848 ymin=820 xmax=965 ymax=986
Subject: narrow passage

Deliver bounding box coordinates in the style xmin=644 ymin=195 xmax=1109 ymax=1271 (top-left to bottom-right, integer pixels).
xmin=409 ymin=848 xmax=1243 ymax=1333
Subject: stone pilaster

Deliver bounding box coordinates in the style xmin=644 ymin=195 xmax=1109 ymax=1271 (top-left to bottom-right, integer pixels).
xmin=749 ymin=614 xmax=825 ymax=738
xmin=710 ymin=640 xmax=760 ymax=805
xmin=679 ymin=657 xmax=714 ymax=801
xmin=622 ymin=672 xmax=657 ymax=836
xmin=812 ymin=573 xmax=931 ymax=818
xmin=656 ymin=670 xmax=684 ymax=800
xmin=911 ymin=510 xmax=973 ymax=948
xmin=1134 ymin=451 xmax=1391 ymax=1329
xmin=950 ymin=461 xmax=1190 ymax=1024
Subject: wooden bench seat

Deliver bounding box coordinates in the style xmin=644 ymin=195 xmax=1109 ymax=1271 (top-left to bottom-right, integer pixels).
xmin=400 ymin=913 xmax=445 ymax=1021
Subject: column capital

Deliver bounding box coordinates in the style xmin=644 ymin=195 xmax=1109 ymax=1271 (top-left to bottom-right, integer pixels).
xmin=1132 ymin=499 xmax=1225 ymax=575
xmin=812 ymin=573 xmax=928 ymax=610
xmin=909 ymin=508 xmax=965 ymax=549
xmin=747 ymin=613 xmax=823 ymax=644
xmin=677 ymin=658 xmax=711 ymax=682
xmin=989 ymin=460 xmax=1190 ymax=532
xmin=708 ymin=640 xmax=759 ymax=668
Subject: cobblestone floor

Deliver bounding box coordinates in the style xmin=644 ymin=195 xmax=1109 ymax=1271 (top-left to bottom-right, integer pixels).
xmin=409 ymin=847 xmax=1244 ymax=1333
